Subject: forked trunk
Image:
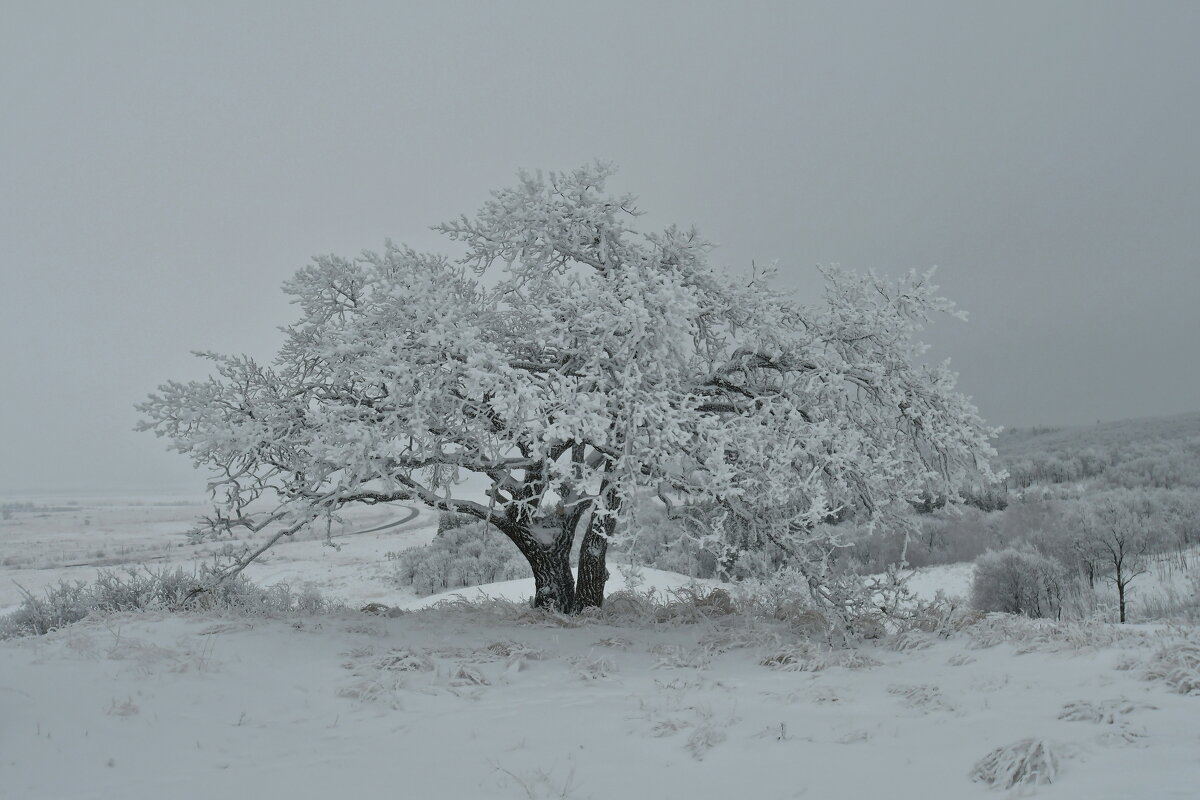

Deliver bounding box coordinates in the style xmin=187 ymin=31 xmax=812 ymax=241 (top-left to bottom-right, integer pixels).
xmin=574 ymin=534 xmax=607 ymax=611
xmin=523 ymin=529 xmax=576 ymax=614
xmin=573 ymin=495 xmax=620 ymax=612
xmin=505 ymin=493 xmax=619 ymax=614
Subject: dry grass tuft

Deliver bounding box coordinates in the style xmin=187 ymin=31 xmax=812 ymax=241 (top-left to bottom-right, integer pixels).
xmin=1143 ymin=641 xmax=1200 ymax=695
xmin=970 ymin=738 xmax=1061 ymax=789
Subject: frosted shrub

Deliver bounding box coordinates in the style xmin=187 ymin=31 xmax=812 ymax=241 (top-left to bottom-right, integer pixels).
xmin=0 ymin=579 xmax=93 ymax=637
xmin=970 ymin=738 xmax=1061 ymax=789
xmin=91 ymin=567 xmax=196 ymax=610
xmin=619 ymin=518 xmax=790 ymax=581
xmin=393 ymin=520 xmax=530 ymax=596
xmin=611 ymin=498 xmax=805 ymax=581
xmin=613 ymin=517 xmax=718 ymax=578
xmin=437 ymin=512 xmax=476 ymax=535
xmin=845 ymin=511 xmax=996 ymax=574
xmin=0 ymin=566 xmax=335 ymax=638
xmin=971 ymin=547 xmax=1070 ymax=619
xmin=1144 ymin=641 xmax=1200 ymax=695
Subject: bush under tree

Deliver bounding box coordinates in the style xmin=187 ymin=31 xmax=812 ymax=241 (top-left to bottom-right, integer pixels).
xmin=392 ymin=518 xmax=530 ymax=595
xmin=972 ymin=547 xmax=1069 ymax=619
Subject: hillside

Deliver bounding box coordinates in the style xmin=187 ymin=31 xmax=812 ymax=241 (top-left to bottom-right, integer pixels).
xmin=993 ymin=411 xmax=1200 ymax=490
xmin=3 ymin=581 xmax=1199 ymax=800
xmin=996 ymin=411 xmax=1200 ymax=459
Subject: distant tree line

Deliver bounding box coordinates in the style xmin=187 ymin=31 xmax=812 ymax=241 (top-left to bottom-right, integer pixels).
xmin=1000 ymin=433 xmax=1200 ymax=491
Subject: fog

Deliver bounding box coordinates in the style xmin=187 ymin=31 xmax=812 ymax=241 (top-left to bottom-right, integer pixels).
xmin=3 ymin=1 xmax=1197 ymax=492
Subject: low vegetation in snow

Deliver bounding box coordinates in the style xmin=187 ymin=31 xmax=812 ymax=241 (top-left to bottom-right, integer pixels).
xmin=0 ymin=565 xmax=335 ymax=638
xmin=3 ymin=581 xmax=1198 ymax=799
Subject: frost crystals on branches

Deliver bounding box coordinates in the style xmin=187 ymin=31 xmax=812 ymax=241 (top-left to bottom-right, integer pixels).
xmin=139 ymin=163 xmax=998 ymax=614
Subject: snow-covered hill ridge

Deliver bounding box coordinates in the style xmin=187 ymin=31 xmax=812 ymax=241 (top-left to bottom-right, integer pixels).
xmin=996 ymin=411 xmax=1200 ymax=460
xmin=995 ymin=410 xmax=1200 ymax=490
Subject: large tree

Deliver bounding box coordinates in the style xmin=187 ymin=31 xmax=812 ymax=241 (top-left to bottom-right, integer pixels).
xmin=139 ymin=164 xmax=997 ymax=614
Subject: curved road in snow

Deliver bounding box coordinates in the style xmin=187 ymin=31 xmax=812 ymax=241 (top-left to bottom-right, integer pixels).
xmin=337 ymin=504 xmax=421 ymax=537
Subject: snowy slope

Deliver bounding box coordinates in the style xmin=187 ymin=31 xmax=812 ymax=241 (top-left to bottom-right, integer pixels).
xmin=0 ymin=500 xmax=439 ymax=615
xmin=2 ymin=605 xmax=1198 ymax=799
xmin=3 ymin=495 xmax=1199 ymax=799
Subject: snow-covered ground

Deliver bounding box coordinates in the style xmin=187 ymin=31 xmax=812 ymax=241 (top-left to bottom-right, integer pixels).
xmin=2 ymin=496 xmax=1198 ymax=799
xmin=0 ymin=497 xmax=439 ymax=616
xmin=0 ymin=496 xmax=972 ymax=615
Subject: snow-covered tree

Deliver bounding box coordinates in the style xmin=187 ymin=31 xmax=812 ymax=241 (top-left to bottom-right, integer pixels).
xmin=1067 ymin=489 xmax=1157 ymax=622
xmin=138 ymin=163 xmax=998 ymax=614
xmin=971 ymin=547 xmax=1068 ymax=619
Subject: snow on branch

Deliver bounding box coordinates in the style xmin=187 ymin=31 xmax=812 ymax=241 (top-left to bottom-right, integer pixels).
xmin=139 ymin=163 xmax=998 ymax=606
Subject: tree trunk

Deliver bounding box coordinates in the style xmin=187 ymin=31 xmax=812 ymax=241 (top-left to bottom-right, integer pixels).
xmin=574 ymin=531 xmax=608 ymax=611
xmin=574 ymin=495 xmax=620 ymax=612
xmin=501 ymin=491 xmax=619 ymax=614
xmin=1117 ymin=574 xmax=1127 ymax=623
xmin=526 ymin=534 xmax=576 ymax=614
xmin=498 ymin=519 xmax=576 ymax=614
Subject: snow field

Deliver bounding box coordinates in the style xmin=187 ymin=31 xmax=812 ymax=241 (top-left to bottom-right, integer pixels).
xmin=2 ymin=602 xmax=1198 ymax=799
xmin=0 ymin=500 xmax=439 ymax=615
xmin=3 ymin=498 xmax=1199 ymax=798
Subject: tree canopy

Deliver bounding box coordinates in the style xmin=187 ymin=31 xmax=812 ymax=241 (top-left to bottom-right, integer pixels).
xmin=139 ymin=163 xmax=998 ymax=614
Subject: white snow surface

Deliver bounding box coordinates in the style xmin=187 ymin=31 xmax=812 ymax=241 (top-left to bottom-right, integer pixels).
xmin=899 ymin=561 xmax=977 ymax=603
xmin=398 ymin=565 xmax=721 ymax=611
xmin=2 ymin=497 xmax=1199 ymax=799
xmin=0 ymin=497 xmax=439 ymax=615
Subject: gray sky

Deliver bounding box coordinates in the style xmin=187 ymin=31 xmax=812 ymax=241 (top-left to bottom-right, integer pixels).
xmin=3 ymin=1 xmax=1198 ymax=493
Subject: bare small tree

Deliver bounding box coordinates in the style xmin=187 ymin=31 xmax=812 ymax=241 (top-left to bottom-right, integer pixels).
xmin=1072 ymin=490 xmax=1153 ymax=623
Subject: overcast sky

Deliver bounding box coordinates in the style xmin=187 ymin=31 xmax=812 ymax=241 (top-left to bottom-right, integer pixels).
xmin=3 ymin=1 xmax=1198 ymax=493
